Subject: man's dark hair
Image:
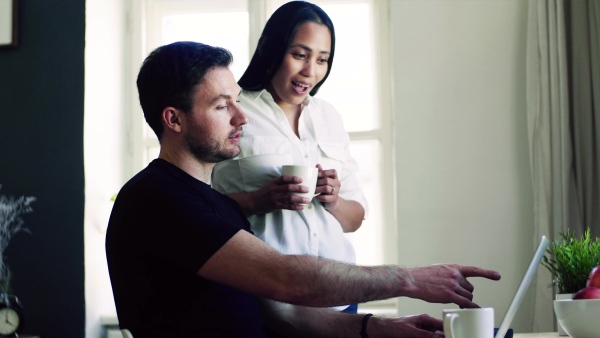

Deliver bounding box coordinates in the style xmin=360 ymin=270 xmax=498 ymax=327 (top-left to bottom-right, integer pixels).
xmin=237 ymin=1 xmax=335 ymax=96
xmin=136 ymin=41 xmax=233 ymax=139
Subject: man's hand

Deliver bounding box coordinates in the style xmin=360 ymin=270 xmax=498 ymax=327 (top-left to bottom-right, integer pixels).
xmin=369 ymin=314 xmax=444 ymax=338
xmin=403 ymin=264 xmax=501 ymax=308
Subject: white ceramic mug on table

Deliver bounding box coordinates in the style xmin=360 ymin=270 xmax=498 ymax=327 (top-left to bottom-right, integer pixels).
xmin=281 ymin=165 xmax=319 ymax=204
xmin=443 ymin=307 xmax=494 ymax=338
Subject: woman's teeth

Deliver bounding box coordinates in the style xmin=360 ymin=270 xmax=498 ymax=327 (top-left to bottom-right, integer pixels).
xmin=292 ymin=81 xmax=309 ymax=89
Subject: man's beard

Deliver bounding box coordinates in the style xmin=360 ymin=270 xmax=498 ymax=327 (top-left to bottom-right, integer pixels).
xmin=185 ymin=128 xmax=241 ymax=163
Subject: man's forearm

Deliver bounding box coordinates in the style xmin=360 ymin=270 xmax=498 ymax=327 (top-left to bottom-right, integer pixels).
xmin=258 ymin=299 xmax=445 ymax=338
xmin=275 ymin=254 xmax=501 ymax=309
xmin=199 ymin=230 xmax=501 ymax=309
xmin=276 ymin=255 xmax=408 ymax=307
xmin=258 ymin=299 xmax=364 ymax=338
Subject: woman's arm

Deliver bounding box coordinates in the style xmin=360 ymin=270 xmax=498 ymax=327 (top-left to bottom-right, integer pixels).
xmin=324 ymin=197 xmax=364 ymax=233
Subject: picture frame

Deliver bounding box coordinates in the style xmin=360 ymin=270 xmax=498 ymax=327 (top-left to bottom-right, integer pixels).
xmin=0 ymin=0 xmax=18 ymax=50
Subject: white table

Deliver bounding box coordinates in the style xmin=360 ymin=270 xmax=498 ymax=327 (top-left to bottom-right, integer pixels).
xmin=514 ymin=334 xmax=558 ymax=338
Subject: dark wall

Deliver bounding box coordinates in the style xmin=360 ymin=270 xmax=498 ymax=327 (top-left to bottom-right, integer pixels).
xmin=0 ymin=0 xmax=85 ymax=336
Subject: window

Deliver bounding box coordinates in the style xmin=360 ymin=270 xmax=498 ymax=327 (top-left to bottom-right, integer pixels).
xmin=131 ymin=0 xmax=395 ymax=312
xmin=306 ymin=0 xmax=387 ymax=267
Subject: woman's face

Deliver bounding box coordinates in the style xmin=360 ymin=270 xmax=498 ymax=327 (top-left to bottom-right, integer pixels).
xmin=268 ymin=22 xmax=331 ymax=111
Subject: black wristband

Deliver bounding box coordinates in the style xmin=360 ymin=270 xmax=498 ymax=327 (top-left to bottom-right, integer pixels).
xmin=360 ymin=313 xmax=373 ymax=338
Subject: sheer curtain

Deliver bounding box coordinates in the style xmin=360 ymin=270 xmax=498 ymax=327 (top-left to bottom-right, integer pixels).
xmin=569 ymin=0 xmax=600 ymax=237
xmin=527 ymin=0 xmax=600 ymax=332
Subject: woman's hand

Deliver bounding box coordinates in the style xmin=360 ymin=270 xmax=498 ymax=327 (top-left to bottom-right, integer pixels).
xmin=313 ymin=163 xmax=364 ymax=232
xmin=314 ymin=164 xmax=341 ymax=210
xmin=232 ymin=174 xmax=312 ymax=215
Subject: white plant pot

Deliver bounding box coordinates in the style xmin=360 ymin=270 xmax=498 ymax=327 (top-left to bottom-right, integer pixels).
xmin=555 ymin=293 xmax=574 ymax=336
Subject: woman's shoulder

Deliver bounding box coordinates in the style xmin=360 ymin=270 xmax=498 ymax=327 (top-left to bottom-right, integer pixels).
xmin=308 ymin=95 xmax=335 ymax=109
xmin=307 ymin=96 xmax=344 ymax=125
xmin=239 ymin=89 xmax=271 ymax=104
xmin=240 ymin=89 xmax=261 ymax=99
xmin=239 ymin=90 xmax=274 ymax=115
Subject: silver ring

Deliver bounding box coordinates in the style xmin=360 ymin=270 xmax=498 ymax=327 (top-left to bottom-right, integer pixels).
xmin=331 ymin=186 xmax=335 ymax=194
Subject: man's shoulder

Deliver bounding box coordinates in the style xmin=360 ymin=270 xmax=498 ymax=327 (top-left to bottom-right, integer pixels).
xmin=119 ymin=161 xmax=178 ymax=197
xmin=118 ymin=160 xmax=213 ymax=206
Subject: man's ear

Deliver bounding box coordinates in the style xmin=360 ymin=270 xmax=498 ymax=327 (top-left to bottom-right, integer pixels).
xmin=162 ymin=107 xmax=183 ymax=133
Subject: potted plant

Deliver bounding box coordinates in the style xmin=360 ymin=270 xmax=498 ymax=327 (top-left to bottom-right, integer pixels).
xmin=0 ymin=184 xmax=35 ymax=295
xmin=542 ymin=228 xmax=600 ymax=335
xmin=542 ymin=228 xmax=600 ymax=294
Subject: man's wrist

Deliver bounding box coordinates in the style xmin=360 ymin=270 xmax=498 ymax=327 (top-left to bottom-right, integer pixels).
xmin=360 ymin=313 xmax=373 ymax=338
xmin=361 ymin=315 xmax=386 ymax=338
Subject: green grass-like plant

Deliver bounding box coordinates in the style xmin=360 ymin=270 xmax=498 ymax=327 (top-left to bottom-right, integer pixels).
xmin=542 ymin=228 xmax=600 ymax=294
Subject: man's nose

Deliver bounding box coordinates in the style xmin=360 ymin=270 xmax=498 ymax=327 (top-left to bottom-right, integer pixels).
xmin=232 ymin=105 xmax=248 ymax=126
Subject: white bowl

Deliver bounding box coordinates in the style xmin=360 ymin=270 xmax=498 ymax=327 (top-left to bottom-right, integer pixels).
xmin=553 ymin=298 xmax=600 ymax=338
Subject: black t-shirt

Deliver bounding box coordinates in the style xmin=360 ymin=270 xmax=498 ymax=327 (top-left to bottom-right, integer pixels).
xmin=106 ymin=159 xmax=265 ymax=338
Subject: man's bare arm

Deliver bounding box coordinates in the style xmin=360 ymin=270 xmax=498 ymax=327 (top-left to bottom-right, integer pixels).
xmin=198 ymin=230 xmax=501 ymax=308
xmin=257 ymin=299 xmax=362 ymax=338
xmin=258 ymin=299 xmax=445 ymax=338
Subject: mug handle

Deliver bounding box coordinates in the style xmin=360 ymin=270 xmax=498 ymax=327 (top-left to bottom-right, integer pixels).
xmin=444 ymin=313 xmax=458 ymax=338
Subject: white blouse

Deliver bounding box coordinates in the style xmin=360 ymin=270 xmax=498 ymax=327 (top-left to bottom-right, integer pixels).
xmin=212 ymin=89 xmax=368 ymax=266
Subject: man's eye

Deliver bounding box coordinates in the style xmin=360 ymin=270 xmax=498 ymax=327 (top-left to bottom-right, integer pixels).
xmin=216 ymin=105 xmax=228 ymax=110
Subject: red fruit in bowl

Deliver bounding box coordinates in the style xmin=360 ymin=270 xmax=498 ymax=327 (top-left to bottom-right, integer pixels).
xmin=587 ymin=265 xmax=600 ymax=288
xmin=572 ymin=287 xmax=600 ymax=300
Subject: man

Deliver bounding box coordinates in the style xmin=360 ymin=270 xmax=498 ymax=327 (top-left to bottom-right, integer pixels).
xmin=106 ymin=41 xmax=501 ymax=338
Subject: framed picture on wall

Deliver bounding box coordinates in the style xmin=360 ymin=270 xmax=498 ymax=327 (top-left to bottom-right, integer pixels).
xmin=0 ymin=0 xmax=18 ymax=50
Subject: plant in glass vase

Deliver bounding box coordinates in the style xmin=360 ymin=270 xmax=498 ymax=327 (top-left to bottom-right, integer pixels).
xmin=0 ymin=185 xmax=36 ymax=295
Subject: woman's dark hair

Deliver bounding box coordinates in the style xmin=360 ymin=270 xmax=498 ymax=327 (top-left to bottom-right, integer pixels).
xmin=238 ymin=1 xmax=335 ymax=96
xmin=136 ymin=41 xmax=233 ymax=139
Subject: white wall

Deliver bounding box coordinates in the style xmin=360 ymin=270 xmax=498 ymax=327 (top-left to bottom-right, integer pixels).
xmin=391 ymin=0 xmax=536 ymax=333
xmin=84 ymin=0 xmax=540 ymax=336
xmin=84 ymin=1 xmax=129 ymax=337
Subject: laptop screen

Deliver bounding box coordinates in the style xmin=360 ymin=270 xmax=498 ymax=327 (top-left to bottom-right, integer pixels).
xmin=494 ymin=236 xmax=549 ymax=338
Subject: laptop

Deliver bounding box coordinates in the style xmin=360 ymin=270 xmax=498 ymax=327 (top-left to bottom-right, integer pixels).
xmin=493 ymin=235 xmax=549 ymax=338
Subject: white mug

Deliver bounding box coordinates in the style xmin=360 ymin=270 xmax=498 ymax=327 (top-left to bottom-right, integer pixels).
xmin=443 ymin=307 xmax=494 ymax=338
xmin=281 ymin=165 xmax=319 ymax=204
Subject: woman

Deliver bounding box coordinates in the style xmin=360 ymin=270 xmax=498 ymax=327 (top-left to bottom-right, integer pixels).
xmin=212 ymin=0 xmax=367 ymax=316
